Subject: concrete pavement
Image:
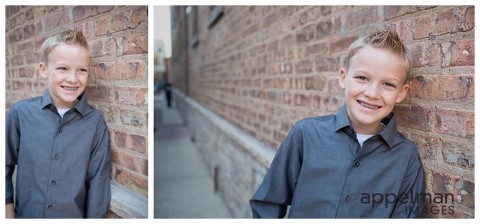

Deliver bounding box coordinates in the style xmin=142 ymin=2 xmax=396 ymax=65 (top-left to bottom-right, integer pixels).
xmin=154 ymin=92 xmax=233 ymax=218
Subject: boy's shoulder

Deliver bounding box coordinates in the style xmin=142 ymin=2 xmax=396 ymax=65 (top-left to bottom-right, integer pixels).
xmin=10 ymin=95 xmax=44 ymax=112
xmin=291 ymin=114 xmax=337 ymax=132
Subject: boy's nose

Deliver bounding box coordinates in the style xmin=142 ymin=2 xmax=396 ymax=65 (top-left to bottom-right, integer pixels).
xmin=364 ymin=83 xmax=380 ymax=98
xmin=65 ymin=71 xmax=77 ymax=82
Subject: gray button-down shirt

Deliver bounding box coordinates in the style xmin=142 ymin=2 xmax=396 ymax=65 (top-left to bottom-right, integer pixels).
xmin=6 ymin=91 xmax=111 ymax=218
xmin=250 ymin=105 xmax=425 ymax=218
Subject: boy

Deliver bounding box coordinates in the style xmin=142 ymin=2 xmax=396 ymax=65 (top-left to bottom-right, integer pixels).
xmin=5 ymin=30 xmax=111 ymax=218
xmin=250 ymin=29 xmax=425 ymax=218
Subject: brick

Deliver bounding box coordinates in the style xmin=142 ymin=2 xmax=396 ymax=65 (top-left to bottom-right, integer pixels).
xmin=73 ymin=6 xmax=95 ymax=22
xmin=122 ymin=34 xmax=148 ymax=55
xmin=94 ymin=62 xmax=115 ymax=80
xmin=434 ymin=9 xmax=454 ymax=36
xmin=464 ymin=6 xmax=474 ymax=31
xmin=112 ymin=11 xmax=129 ymax=32
xmin=111 ymin=87 xmax=146 ymax=106
xmin=11 ymin=55 xmax=24 ymax=66
xmin=296 ymin=24 xmax=315 ymax=43
xmin=327 ymin=76 xmax=341 ymax=93
xmin=384 ymin=6 xmax=433 ymax=20
xmin=118 ymin=151 xmax=146 ymax=175
xmin=316 ymin=17 xmax=339 ymax=39
xmin=119 ymin=108 xmax=147 ymax=128
xmin=85 ymin=84 xmax=110 ymax=103
xmin=390 ymin=19 xmax=410 ymax=42
xmin=8 ymin=27 xmax=23 ymax=42
xmin=23 ymin=23 xmax=39 ymax=37
xmin=450 ymin=39 xmax=474 ymax=66
xmin=305 ymin=42 xmax=328 ymax=56
xmin=323 ymin=96 xmax=343 ymax=112
xmin=293 ymin=93 xmax=310 ymax=106
xmin=90 ymin=37 xmax=116 ymax=58
xmin=409 ymin=132 xmax=439 ymax=160
xmin=452 ymin=6 xmax=474 ymax=32
xmin=413 ymin=15 xmax=433 ymax=39
xmin=431 ymin=172 xmax=473 ymax=210
xmin=305 ymin=76 xmax=326 ymax=91
xmin=74 ymin=21 xmax=95 ymax=40
xmin=130 ymin=7 xmax=147 ymax=29
xmin=330 ymin=34 xmax=357 ymax=53
xmin=44 ymin=11 xmax=70 ymax=31
xmin=114 ymin=167 xmax=147 ymax=195
xmin=95 ymin=17 xmax=111 ymax=36
xmin=440 ymin=139 xmax=474 ymax=168
xmin=409 ymin=74 xmax=473 ymax=100
xmin=345 ymin=7 xmax=378 ymax=30
xmin=72 ymin=6 xmax=113 ymax=22
xmin=315 ymin=56 xmax=339 ymax=72
xmin=130 ymin=134 xmax=146 ymax=154
xmin=410 ymin=42 xmax=441 ymax=67
xmin=17 ymin=41 xmax=34 ymax=54
xmin=113 ymin=129 xmax=127 ymax=148
xmin=435 ymin=109 xmax=474 ymax=138
xmin=6 ymin=6 xmax=21 ymax=18
xmin=394 ymin=105 xmax=429 ymax=131
xmin=295 ymin=59 xmax=313 ymax=74
xmin=115 ymin=60 xmax=146 ymax=79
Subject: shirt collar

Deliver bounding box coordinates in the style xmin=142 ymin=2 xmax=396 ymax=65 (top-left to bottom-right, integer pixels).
xmin=334 ymin=104 xmax=397 ymax=149
xmin=40 ymin=90 xmax=89 ymax=117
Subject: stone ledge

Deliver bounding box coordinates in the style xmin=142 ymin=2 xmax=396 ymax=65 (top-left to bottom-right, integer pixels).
xmin=173 ymin=88 xmax=275 ymax=168
xmin=109 ymin=181 xmax=147 ymax=218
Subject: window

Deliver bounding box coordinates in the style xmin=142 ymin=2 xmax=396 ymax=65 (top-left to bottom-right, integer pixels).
xmin=207 ymin=6 xmax=224 ymax=28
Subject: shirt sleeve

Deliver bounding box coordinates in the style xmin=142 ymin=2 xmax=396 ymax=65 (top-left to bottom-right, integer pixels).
xmin=390 ymin=147 xmax=425 ymax=218
xmin=85 ymin=116 xmax=111 ymax=218
xmin=250 ymin=124 xmax=304 ymax=218
xmin=5 ymin=106 xmax=20 ymax=205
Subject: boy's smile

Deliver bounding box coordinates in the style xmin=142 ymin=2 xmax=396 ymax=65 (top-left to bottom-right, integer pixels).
xmin=339 ymin=46 xmax=409 ymax=135
xmin=39 ymin=43 xmax=90 ymax=109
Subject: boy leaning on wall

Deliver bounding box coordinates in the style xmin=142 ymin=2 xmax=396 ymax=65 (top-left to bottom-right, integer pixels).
xmin=250 ymin=29 xmax=425 ymax=218
xmin=6 ymin=29 xmax=111 ymax=218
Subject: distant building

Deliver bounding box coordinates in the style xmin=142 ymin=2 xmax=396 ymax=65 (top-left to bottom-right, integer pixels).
xmin=154 ymin=39 xmax=166 ymax=80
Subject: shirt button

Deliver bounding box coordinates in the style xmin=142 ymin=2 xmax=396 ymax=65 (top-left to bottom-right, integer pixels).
xmin=346 ymin=195 xmax=352 ymax=202
xmin=354 ymin=160 xmax=360 ymax=167
xmin=54 ymin=154 xmax=60 ymax=160
xmin=58 ymin=129 xmax=63 ymax=133
xmin=47 ymin=204 xmax=53 ymax=209
xmin=51 ymin=180 xmax=56 ymax=185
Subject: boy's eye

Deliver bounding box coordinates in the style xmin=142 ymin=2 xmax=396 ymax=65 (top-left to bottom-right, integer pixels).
xmin=384 ymin=82 xmax=397 ymax=88
xmin=57 ymin=67 xmax=68 ymax=70
xmin=80 ymin=69 xmax=88 ymax=72
xmin=356 ymin=76 xmax=368 ymax=81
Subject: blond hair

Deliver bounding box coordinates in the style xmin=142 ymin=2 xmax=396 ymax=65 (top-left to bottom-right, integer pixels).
xmin=40 ymin=29 xmax=90 ymax=64
xmin=344 ymin=29 xmax=412 ymax=83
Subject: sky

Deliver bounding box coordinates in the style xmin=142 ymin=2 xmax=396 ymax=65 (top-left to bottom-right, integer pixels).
xmin=154 ymin=6 xmax=172 ymax=58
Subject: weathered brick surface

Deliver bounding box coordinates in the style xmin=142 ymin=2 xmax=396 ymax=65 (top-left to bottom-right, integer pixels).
xmin=5 ymin=5 xmax=148 ymax=201
xmin=171 ymin=6 xmax=474 ymax=218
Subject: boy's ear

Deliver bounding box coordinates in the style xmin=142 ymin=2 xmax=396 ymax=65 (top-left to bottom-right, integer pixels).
xmin=395 ymin=84 xmax=410 ymax=103
xmin=39 ymin=63 xmax=47 ymax=78
xmin=339 ymin=68 xmax=347 ymax=89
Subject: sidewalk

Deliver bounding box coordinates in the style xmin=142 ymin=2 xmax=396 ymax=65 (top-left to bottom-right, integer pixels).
xmin=154 ymin=92 xmax=233 ymax=218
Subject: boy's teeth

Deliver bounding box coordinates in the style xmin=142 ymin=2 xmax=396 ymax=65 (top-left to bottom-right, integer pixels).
xmin=63 ymin=87 xmax=78 ymax=91
xmin=360 ymin=101 xmax=380 ymax=109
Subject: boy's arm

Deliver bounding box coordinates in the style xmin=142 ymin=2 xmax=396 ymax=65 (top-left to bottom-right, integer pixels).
xmin=250 ymin=125 xmax=303 ymax=218
xmin=391 ymin=148 xmax=425 ymax=218
xmin=85 ymin=118 xmax=111 ymax=218
xmin=5 ymin=107 xmax=19 ymax=209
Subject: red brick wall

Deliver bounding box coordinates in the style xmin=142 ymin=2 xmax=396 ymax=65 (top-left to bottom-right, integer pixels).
xmin=171 ymin=6 xmax=474 ymax=217
xmin=5 ymin=5 xmax=148 ymax=196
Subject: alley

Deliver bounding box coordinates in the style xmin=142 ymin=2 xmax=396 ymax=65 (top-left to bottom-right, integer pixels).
xmin=154 ymin=92 xmax=233 ymax=218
